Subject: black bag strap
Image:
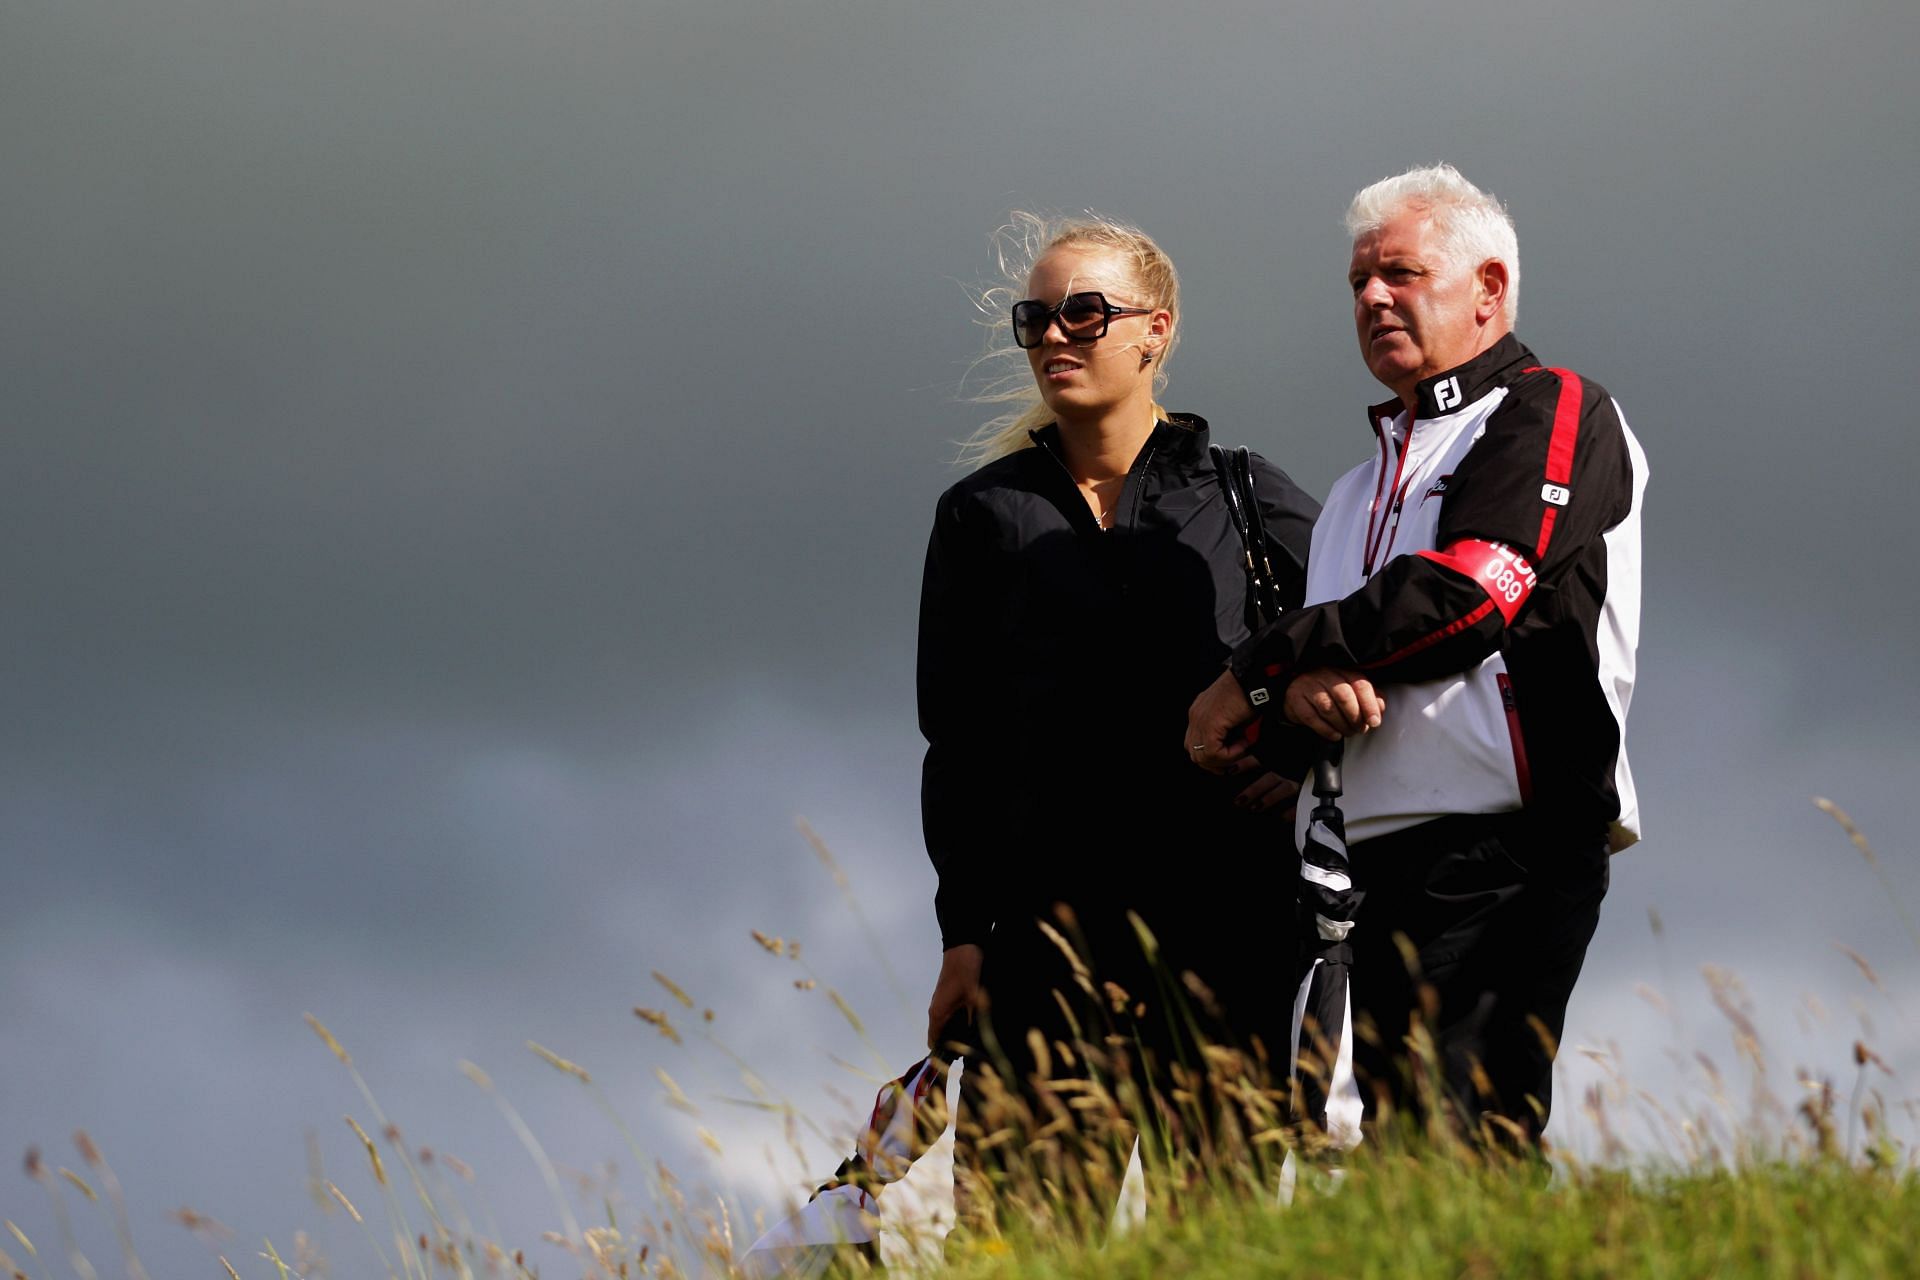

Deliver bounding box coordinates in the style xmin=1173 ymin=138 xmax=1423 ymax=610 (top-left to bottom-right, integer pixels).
xmin=1209 ymin=444 xmax=1288 ymax=626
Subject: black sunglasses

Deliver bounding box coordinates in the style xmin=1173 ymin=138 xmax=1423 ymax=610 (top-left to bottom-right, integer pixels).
xmin=1011 ymin=291 xmax=1154 ymax=349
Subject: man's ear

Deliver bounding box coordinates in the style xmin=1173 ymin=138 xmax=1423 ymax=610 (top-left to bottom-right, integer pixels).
xmin=1475 ymin=260 xmax=1510 ymax=325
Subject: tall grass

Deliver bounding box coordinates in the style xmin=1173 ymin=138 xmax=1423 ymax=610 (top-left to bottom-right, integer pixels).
xmin=9 ymin=797 xmax=1918 ymax=1278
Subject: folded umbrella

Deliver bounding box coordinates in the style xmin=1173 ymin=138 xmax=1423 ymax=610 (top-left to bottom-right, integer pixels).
xmin=1288 ymin=744 xmax=1365 ymax=1155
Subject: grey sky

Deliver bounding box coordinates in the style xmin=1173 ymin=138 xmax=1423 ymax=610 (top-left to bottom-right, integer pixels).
xmin=6 ymin=0 xmax=1920 ymax=1272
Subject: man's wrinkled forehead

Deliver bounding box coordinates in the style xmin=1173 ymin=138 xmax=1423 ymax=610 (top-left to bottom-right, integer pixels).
xmin=1351 ymin=205 xmax=1443 ymax=260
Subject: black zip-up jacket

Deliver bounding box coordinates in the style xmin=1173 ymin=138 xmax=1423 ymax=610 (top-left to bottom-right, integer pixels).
xmin=917 ymin=414 xmax=1319 ymax=949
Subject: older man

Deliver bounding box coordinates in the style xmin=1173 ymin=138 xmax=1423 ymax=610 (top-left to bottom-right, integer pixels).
xmin=1187 ymin=164 xmax=1647 ymax=1146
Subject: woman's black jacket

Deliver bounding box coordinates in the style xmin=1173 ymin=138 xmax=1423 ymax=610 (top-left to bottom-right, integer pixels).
xmin=917 ymin=414 xmax=1318 ymax=950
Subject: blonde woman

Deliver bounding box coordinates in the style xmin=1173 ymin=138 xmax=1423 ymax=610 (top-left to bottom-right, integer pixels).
xmin=917 ymin=215 xmax=1318 ymax=1182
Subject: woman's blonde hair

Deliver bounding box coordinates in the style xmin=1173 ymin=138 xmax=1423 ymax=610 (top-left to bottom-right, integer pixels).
xmin=957 ymin=212 xmax=1181 ymax=467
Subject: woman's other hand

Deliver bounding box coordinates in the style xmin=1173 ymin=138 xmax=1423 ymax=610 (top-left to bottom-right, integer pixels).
xmin=1231 ymin=767 xmax=1300 ymax=814
xmin=926 ymin=943 xmax=985 ymax=1051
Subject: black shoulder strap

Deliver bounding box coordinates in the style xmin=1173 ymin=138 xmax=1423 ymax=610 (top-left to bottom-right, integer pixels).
xmin=1210 ymin=444 xmax=1287 ymax=626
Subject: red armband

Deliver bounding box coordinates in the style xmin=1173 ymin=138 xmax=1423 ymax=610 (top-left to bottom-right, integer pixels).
xmin=1419 ymin=539 xmax=1537 ymax=624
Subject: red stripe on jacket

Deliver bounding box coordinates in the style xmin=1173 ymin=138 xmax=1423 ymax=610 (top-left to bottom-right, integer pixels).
xmin=1526 ymin=367 xmax=1584 ymax=559
xmin=1363 ymin=598 xmax=1498 ymax=670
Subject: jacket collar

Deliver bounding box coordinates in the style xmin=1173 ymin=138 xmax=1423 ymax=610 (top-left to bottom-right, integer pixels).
xmin=1031 ymin=412 xmax=1210 ymax=472
xmin=1365 ymin=332 xmax=1537 ymax=426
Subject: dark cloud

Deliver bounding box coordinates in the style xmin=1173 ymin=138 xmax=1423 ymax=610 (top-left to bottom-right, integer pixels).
xmin=6 ymin=0 xmax=1919 ymax=1273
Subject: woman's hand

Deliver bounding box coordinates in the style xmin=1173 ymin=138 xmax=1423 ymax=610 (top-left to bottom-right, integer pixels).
xmin=926 ymin=943 xmax=985 ymax=1051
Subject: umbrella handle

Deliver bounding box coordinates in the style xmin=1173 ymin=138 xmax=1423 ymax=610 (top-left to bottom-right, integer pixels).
xmin=1311 ymin=741 xmax=1344 ymax=801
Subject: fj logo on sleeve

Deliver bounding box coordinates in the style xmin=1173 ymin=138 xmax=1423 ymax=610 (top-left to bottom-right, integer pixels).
xmin=1434 ymin=376 xmax=1463 ymax=412
xmin=1249 ymin=688 xmax=1271 ymax=706
xmin=1541 ymin=483 xmax=1570 ymax=506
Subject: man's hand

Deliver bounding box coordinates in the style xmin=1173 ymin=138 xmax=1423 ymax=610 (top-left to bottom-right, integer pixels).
xmin=926 ymin=943 xmax=985 ymax=1050
xmin=1185 ymin=670 xmax=1256 ymax=775
xmin=1285 ymin=667 xmax=1386 ymax=741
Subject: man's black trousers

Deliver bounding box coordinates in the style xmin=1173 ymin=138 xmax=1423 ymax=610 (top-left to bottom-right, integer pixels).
xmin=1344 ymin=809 xmax=1610 ymax=1146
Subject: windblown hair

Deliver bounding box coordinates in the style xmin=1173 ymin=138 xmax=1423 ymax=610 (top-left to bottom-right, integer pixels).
xmin=1345 ymin=164 xmax=1520 ymax=325
xmin=956 ymin=213 xmax=1180 ymax=468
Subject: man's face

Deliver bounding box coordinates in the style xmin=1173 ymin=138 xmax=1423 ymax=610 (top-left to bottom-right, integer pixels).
xmin=1349 ymin=208 xmax=1491 ymax=405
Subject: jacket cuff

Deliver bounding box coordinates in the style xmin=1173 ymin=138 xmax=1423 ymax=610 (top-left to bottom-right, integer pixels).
xmin=1228 ymin=643 xmax=1289 ymax=714
xmin=935 ymin=891 xmax=993 ymax=951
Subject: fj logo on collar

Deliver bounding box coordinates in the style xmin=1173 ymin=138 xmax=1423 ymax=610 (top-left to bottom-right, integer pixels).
xmin=1433 ymin=376 xmax=1463 ymax=412
xmin=1541 ymin=483 xmax=1571 ymax=506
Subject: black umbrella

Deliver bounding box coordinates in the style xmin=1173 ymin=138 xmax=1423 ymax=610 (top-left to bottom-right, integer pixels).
xmin=1289 ymin=742 xmax=1365 ymax=1153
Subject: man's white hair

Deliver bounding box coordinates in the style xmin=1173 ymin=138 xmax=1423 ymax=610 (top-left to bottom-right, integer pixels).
xmin=1345 ymin=163 xmax=1520 ymax=325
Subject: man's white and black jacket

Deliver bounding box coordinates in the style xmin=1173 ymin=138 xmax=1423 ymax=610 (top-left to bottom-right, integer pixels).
xmin=1232 ymin=334 xmax=1648 ymax=852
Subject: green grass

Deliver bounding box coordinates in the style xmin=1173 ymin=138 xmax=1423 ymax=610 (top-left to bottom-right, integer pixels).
xmin=13 ymin=799 xmax=1916 ymax=1278
xmin=939 ymin=1156 xmax=1920 ymax=1279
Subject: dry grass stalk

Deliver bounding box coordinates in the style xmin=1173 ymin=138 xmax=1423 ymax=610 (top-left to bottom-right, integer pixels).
xmin=304 ymin=1012 xmax=353 ymax=1066
xmin=527 ymin=1041 xmax=593 ymax=1084
xmin=826 ymin=988 xmax=866 ymax=1035
xmin=344 ymin=1116 xmax=387 ymax=1186
xmin=634 ymin=1007 xmax=683 ymax=1044
xmin=1834 ymin=943 xmax=1883 ymax=991
xmin=328 ymin=1182 xmax=365 ymax=1223
xmin=71 ymin=1132 xmax=151 ymax=1280
xmin=653 ymin=970 xmax=696 ymax=1009
xmin=1815 ymin=796 xmax=1920 ymax=954
xmin=171 ymin=1206 xmax=234 ymax=1245
xmin=3 ymin=1221 xmax=32 ymax=1256
xmin=656 ymin=1068 xmax=699 ymax=1116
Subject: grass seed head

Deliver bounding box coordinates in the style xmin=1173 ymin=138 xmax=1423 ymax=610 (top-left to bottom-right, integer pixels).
xmin=303 ymin=1013 xmax=352 ymax=1066
xmin=528 ymin=1041 xmax=593 ymax=1083
xmin=652 ymin=971 xmax=696 ymax=1009
xmin=344 ymin=1117 xmax=387 ymax=1186
xmin=656 ymin=1068 xmax=698 ymax=1115
xmin=634 ymin=1007 xmax=683 ymax=1044
xmin=171 ymin=1207 xmax=232 ymax=1240
xmin=71 ymin=1130 xmax=100 ymax=1167
xmin=4 ymin=1220 xmax=34 ymax=1256
xmin=827 ymin=988 xmax=865 ymax=1035
xmin=59 ymin=1168 xmax=96 ymax=1201
xmin=327 ymin=1182 xmax=364 ymax=1223
xmin=1814 ymin=796 xmax=1878 ymax=865
xmin=1834 ymin=943 xmax=1883 ymax=990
